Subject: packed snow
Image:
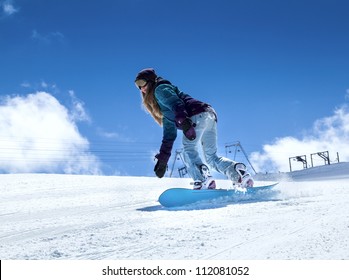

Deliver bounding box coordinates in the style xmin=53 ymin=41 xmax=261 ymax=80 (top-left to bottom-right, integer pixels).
xmin=1 ymin=163 xmax=349 ymax=260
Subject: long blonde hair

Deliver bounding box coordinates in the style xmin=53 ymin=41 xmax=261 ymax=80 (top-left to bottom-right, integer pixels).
xmin=141 ymin=85 xmax=163 ymax=126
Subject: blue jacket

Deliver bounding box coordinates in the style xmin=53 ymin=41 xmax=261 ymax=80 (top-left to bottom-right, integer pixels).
xmin=154 ymin=80 xmax=212 ymax=162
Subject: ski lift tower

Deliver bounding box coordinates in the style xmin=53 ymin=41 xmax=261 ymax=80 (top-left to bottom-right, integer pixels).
xmin=225 ymin=141 xmax=257 ymax=174
xmin=289 ymin=155 xmax=308 ymax=172
xmin=169 ymin=149 xmax=187 ymax=178
xmin=310 ymin=151 xmax=330 ymax=167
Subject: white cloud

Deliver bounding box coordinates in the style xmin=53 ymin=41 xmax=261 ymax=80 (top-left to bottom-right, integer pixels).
xmin=20 ymin=82 xmax=31 ymax=88
xmin=0 ymin=92 xmax=101 ymax=174
xmin=41 ymin=81 xmax=48 ymax=88
xmin=31 ymin=29 xmax=65 ymax=45
xmin=250 ymin=103 xmax=349 ymax=173
xmin=97 ymin=129 xmax=121 ymax=139
xmin=21 ymin=80 xmax=59 ymax=95
xmin=96 ymin=126 xmax=134 ymax=142
xmin=1 ymin=0 xmax=18 ymax=16
xmin=68 ymin=90 xmax=91 ymax=123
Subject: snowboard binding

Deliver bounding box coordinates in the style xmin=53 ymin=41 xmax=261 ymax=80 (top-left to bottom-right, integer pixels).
xmin=193 ymin=164 xmax=216 ymax=190
xmin=234 ymin=163 xmax=254 ymax=188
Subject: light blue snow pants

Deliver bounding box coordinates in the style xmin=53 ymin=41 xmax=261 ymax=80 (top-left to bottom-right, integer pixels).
xmin=182 ymin=110 xmax=239 ymax=182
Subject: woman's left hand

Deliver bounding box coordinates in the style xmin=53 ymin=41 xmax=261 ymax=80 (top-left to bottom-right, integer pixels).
xmin=179 ymin=118 xmax=196 ymax=141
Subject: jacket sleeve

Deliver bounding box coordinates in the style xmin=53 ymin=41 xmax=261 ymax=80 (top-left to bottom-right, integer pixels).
xmin=154 ymin=85 xmax=185 ymax=163
xmin=156 ymin=117 xmax=177 ymax=163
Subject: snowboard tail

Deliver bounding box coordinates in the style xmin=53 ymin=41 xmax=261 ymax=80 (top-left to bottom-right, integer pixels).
xmin=158 ymin=183 xmax=278 ymax=207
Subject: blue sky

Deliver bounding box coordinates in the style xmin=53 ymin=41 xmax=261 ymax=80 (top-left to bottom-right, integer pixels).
xmin=1 ymin=0 xmax=349 ymax=176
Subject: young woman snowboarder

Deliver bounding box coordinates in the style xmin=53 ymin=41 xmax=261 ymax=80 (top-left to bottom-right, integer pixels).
xmin=135 ymin=68 xmax=254 ymax=189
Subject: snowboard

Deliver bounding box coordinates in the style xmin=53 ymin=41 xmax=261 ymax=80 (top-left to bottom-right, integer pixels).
xmin=158 ymin=182 xmax=279 ymax=207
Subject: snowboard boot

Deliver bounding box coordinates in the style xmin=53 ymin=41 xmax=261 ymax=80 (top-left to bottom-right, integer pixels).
xmin=193 ymin=164 xmax=216 ymax=190
xmin=234 ymin=163 xmax=254 ymax=188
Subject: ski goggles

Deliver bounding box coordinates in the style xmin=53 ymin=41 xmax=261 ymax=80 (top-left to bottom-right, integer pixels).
xmin=135 ymin=79 xmax=148 ymax=89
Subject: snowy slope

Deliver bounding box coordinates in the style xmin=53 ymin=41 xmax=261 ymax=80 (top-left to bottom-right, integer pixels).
xmin=1 ymin=163 xmax=349 ymax=260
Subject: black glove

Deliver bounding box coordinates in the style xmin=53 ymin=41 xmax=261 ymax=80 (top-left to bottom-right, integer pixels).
xmin=154 ymin=154 xmax=168 ymax=178
xmin=179 ymin=118 xmax=196 ymax=141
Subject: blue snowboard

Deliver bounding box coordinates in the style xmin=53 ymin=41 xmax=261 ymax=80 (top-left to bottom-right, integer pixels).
xmin=158 ymin=183 xmax=279 ymax=207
